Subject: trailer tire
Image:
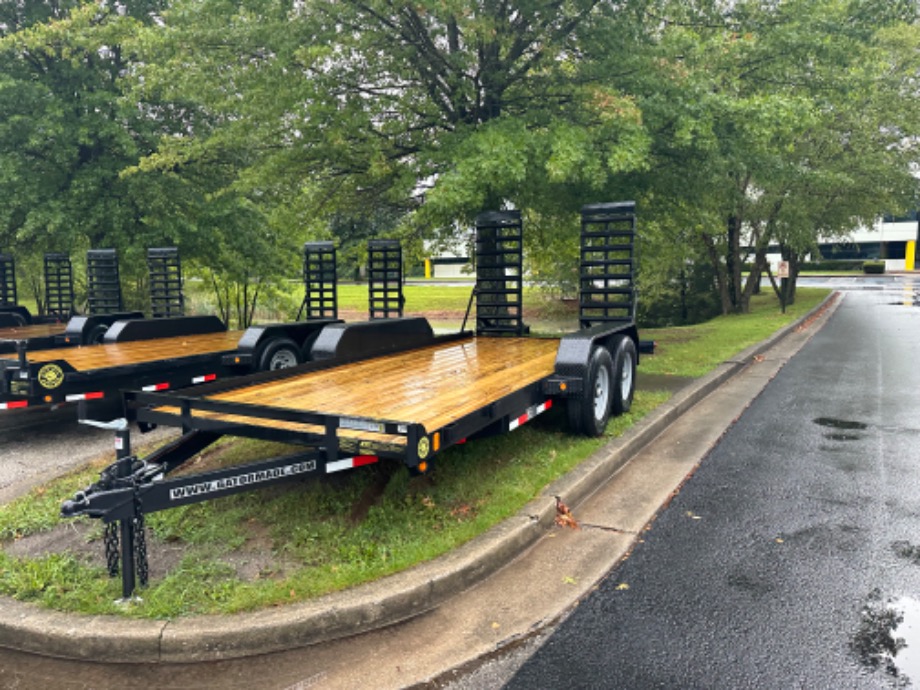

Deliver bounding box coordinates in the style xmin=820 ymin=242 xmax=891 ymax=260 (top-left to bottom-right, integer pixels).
xmin=258 ymin=338 xmax=302 ymax=371
xmin=87 ymin=324 xmax=109 ymax=344
xmin=299 ymin=330 xmax=322 ymax=362
xmin=609 ymin=335 xmax=637 ymax=416
xmin=567 ymin=346 xmax=614 ymax=437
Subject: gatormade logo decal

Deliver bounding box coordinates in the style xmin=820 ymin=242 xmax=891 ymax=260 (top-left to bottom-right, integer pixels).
xmin=417 ymin=437 xmax=430 ymax=459
xmin=37 ymin=364 xmax=65 ymax=389
xmin=168 ymin=461 xmax=316 ymax=501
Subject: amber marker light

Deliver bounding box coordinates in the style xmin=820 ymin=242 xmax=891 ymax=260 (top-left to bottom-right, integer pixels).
xmin=433 ymin=433 xmax=440 ymax=452
xmin=560 ymin=382 xmax=567 ymax=391
xmin=44 ymin=395 xmax=52 ymax=402
xmin=234 ymin=357 xmax=241 ymax=364
xmin=418 ymin=461 xmax=428 ymax=473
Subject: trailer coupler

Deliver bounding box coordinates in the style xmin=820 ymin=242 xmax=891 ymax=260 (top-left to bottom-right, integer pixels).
xmin=62 ymin=420 xmax=150 ymax=601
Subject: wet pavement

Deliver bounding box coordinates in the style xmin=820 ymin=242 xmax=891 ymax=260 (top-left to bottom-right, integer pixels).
xmin=497 ymin=276 xmax=920 ymax=688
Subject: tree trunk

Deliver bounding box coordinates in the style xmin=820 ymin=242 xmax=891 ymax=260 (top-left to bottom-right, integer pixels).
xmin=740 ymin=244 xmax=770 ymax=313
xmin=726 ymin=214 xmax=743 ymax=313
xmin=701 ymin=232 xmax=732 ymax=315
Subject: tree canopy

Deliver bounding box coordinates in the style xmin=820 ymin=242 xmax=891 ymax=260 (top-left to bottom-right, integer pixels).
xmin=0 ymin=0 xmax=917 ymax=320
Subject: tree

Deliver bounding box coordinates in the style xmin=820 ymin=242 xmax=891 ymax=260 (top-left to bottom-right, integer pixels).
xmin=611 ymin=0 xmax=920 ymax=313
xmin=129 ymin=0 xmax=652 ymax=240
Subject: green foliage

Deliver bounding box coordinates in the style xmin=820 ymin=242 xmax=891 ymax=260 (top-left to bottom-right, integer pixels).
xmin=863 ymin=261 xmax=886 ymax=274
xmin=0 ymin=0 xmax=917 ymax=321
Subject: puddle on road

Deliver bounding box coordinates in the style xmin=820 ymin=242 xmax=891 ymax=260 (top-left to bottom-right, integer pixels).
xmin=852 ymin=590 xmax=920 ymax=685
xmin=814 ymin=418 xmax=868 ymax=443
xmin=824 ymin=432 xmax=864 ymax=442
xmin=814 ymin=418 xmax=869 ymax=431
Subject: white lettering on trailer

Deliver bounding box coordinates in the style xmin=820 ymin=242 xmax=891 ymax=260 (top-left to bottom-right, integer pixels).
xmin=339 ymin=417 xmax=385 ymax=433
xmin=168 ymin=460 xmax=316 ymax=501
xmin=508 ymin=400 xmax=553 ymax=431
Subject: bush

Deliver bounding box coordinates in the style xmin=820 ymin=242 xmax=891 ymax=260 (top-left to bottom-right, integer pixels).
xmin=863 ymin=261 xmax=886 ymax=274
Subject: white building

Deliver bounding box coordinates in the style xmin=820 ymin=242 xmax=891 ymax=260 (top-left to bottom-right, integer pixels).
xmin=815 ymin=212 xmax=918 ymax=271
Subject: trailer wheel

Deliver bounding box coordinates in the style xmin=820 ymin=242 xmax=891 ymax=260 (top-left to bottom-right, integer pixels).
xmin=259 ymin=338 xmax=302 ymax=371
xmin=299 ymin=330 xmax=322 ymax=362
xmin=567 ymin=346 xmax=614 ymax=437
xmin=610 ymin=335 xmax=637 ymax=416
xmin=87 ymin=324 xmax=109 ymax=344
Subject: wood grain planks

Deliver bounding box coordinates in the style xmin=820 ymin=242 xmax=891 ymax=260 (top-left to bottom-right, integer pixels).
xmin=190 ymin=336 xmax=560 ymax=433
xmin=0 ymin=323 xmax=65 ymax=340
xmin=0 ymin=331 xmax=243 ymax=371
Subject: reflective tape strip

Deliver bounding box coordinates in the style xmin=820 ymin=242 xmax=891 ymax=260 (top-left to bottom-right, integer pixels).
xmin=0 ymin=401 xmax=29 ymax=410
xmin=142 ymin=383 xmax=170 ymax=392
xmin=508 ymin=400 xmax=553 ymax=431
xmin=326 ymin=455 xmax=379 ymax=474
xmin=65 ymin=392 xmax=105 ymax=402
xmin=192 ymin=374 xmax=217 ymax=384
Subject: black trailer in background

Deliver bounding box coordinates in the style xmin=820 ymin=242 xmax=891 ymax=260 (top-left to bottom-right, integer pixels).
xmin=0 ymin=240 xmax=413 ymax=414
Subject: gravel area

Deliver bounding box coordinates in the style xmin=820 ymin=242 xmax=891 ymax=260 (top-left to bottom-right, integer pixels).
xmin=0 ymin=405 xmax=178 ymax=505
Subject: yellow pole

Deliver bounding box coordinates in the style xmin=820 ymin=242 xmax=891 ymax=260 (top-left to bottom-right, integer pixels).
xmin=424 ymin=258 xmax=432 ymax=279
xmin=906 ymin=240 xmax=916 ymax=271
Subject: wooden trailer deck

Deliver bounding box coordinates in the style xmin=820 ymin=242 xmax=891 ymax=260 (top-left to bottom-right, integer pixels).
xmin=151 ymin=336 xmax=561 ymax=445
xmin=0 ymin=323 xmax=66 ymax=340
xmin=1 ymin=331 xmax=243 ymax=370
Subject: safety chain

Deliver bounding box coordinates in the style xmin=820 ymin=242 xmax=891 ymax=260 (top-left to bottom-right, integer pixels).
xmin=134 ymin=513 xmax=149 ymax=588
xmin=104 ymin=522 xmax=120 ymax=577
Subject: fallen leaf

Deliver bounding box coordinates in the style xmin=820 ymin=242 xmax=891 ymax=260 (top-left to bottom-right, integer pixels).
xmin=562 ymin=576 xmax=577 ymax=585
xmin=616 ymin=583 xmax=630 ymax=591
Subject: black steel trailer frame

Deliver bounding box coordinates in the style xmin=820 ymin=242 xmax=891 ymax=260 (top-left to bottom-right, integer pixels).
xmin=62 ymin=202 xmax=642 ymax=600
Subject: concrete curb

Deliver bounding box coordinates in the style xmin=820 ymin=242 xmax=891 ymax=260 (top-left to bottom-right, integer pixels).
xmin=0 ymin=293 xmax=840 ymax=664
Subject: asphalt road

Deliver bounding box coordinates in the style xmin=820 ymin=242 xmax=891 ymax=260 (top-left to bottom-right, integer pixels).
xmin=494 ymin=277 xmax=920 ymax=688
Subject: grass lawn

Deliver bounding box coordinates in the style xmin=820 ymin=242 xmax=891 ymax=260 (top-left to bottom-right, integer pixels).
xmin=0 ymin=288 xmax=831 ymax=618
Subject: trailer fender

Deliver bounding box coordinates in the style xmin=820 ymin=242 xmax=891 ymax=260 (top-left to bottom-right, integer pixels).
xmin=0 ymin=307 xmax=30 ymax=327
xmin=59 ymin=312 xmax=143 ymax=345
xmin=104 ymin=315 xmax=226 ymax=343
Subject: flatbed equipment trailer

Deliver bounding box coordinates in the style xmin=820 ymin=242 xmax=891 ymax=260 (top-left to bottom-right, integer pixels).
xmin=0 ymin=315 xmax=344 ymax=413
xmin=0 ymin=240 xmax=407 ymax=414
xmin=0 ymin=247 xmax=171 ymax=353
xmin=62 ymin=202 xmax=642 ymax=599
